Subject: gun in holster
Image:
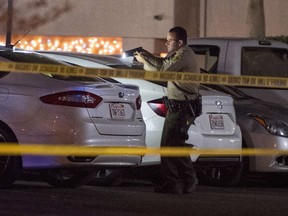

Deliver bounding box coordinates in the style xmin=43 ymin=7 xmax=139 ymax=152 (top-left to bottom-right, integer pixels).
xmin=162 ymin=96 xmax=179 ymax=112
xmin=162 ymin=96 xmax=190 ymax=140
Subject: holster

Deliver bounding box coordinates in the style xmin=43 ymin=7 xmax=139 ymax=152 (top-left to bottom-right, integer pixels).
xmin=162 ymin=95 xmax=202 ymax=116
xmin=162 ymin=96 xmax=181 ymax=113
xmin=185 ymin=94 xmax=202 ymax=117
xmin=162 ymin=96 xmax=202 ymax=141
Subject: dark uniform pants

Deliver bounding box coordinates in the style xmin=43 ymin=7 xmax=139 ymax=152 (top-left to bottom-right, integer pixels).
xmin=160 ymin=105 xmax=197 ymax=189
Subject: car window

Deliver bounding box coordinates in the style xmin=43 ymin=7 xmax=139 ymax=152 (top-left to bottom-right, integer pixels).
xmin=203 ymin=84 xmax=253 ymax=100
xmin=190 ymin=45 xmax=220 ymax=74
xmin=0 ymin=50 xmax=62 ymax=64
xmin=241 ymin=47 xmax=288 ymax=77
xmin=0 ymin=50 xmax=106 ymax=83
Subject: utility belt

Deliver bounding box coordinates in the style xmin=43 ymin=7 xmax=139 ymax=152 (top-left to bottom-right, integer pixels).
xmin=162 ymin=94 xmax=202 ymax=117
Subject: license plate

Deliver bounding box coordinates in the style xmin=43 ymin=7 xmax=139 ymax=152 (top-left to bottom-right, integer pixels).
xmin=110 ymin=103 xmax=125 ymax=119
xmin=209 ymin=114 xmax=224 ymax=129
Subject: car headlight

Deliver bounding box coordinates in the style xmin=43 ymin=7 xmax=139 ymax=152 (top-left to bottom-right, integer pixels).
xmin=248 ymin=113 xmax=288 ymax=137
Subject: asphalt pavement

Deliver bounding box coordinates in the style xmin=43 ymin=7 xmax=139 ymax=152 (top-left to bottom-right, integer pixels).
xmin=1 ymin=177 xmax=288 ymax=216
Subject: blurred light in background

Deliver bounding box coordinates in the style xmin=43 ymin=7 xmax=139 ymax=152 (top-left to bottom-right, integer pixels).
xmin=0 ymin=35 xmax=122 ymax=54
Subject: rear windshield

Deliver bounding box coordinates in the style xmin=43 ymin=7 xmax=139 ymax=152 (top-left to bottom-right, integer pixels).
xmin=0 ymin=50 xmax=62 ymax=64
xmin=0 ymin=50 xmax=105 ymax=82
xmin=190 ymin=45 xmax=220 ymax=74
xmin=241 ymin=47 xmax=288 ymax=77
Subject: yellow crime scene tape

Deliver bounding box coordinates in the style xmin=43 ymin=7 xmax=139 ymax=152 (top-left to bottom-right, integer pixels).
xmin=0 ymin=144 xmax=287 ymax=157
xmin=1 ymin=61 xmax=288 ymax=157
xmin=1 ymin=61 xmax=288 ymax=88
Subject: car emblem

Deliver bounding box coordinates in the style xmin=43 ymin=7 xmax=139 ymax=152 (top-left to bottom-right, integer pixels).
xmin=215 ymin=100 xmax=223 ymax=110
xmin=119 ymin=92 xmax=124 ymax=98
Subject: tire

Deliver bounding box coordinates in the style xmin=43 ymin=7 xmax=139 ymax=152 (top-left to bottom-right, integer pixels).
xmin=0 ymin=127 xmax=22 ymax=188
xmin=88 ymin=169 xmax=125 ymax=186
xmin=41 ymin=170 xmax=96 ymax=188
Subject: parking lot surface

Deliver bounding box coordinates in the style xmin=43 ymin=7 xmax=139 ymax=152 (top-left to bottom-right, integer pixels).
xmin=1 ymin=177 xmax=288 ymax=216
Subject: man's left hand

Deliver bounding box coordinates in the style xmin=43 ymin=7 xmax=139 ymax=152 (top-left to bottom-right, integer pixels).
xmin=134 ymin=51 xmax=146 ymax=63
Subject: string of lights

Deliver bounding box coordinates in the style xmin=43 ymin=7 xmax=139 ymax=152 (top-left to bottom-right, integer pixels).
xmin=0 ymin=35 xmax=123 ymax=54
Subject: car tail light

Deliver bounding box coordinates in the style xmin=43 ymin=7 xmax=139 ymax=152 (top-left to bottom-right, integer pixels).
xmin=136 ymin=95 xmax=142 ymax=110
xmin=147 ymin=98 xmax=167 ymax=117
xmin=40 ymin=91 xmax=103 ymax=108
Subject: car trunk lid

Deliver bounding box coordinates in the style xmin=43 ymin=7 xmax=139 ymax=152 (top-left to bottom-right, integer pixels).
xmin=196 ymin=92 xmax=237 ymax=135
xmin=85 ymin=83 xmax=144 ymax=136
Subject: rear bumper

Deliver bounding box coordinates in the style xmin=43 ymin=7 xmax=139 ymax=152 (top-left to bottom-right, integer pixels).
xmin=15 ymin=123 xmax=146 ymax=169
xmin=22 ymin=154 xmax=143 ymax=170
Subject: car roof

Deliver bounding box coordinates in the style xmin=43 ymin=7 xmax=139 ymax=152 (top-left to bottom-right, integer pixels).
xmin=188 ymin=37 xmax=288 ymax=47
xmin=0 ymin=46 xmax=66 ymax=65
xmin=38 ymin=51 xmax=132 ymax=67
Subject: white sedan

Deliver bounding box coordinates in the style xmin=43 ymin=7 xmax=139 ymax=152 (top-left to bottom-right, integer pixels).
xmin=0 ymin=46 xmax=146 ymax=188
xmin=38 ymin=51 xmax=243 ymax=186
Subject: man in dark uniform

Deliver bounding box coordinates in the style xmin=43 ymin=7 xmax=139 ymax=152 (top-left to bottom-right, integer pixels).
xmin=134 ymin=26 xmax=200 ymax=194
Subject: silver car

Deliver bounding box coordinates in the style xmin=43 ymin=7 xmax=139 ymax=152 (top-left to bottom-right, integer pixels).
xmin=207 ymin=84 xmax=288 ymax=182
xmin=0 ymin=46 xmax=146 ymax=188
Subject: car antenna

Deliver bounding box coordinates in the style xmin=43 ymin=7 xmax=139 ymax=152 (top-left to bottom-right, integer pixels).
xmin=7 ymin=30 xmax=31 ymax=49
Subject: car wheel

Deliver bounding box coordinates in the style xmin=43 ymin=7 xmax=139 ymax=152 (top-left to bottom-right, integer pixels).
xmin=197 ymin=160 xmax=244 ymax=187
xmin=0 ymin=127 xmax=22 ymax=188
xmin=41 ymin=170 xmax=96 ymax=188
xmin=88 ymin=169 xmax=125 ymax=186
